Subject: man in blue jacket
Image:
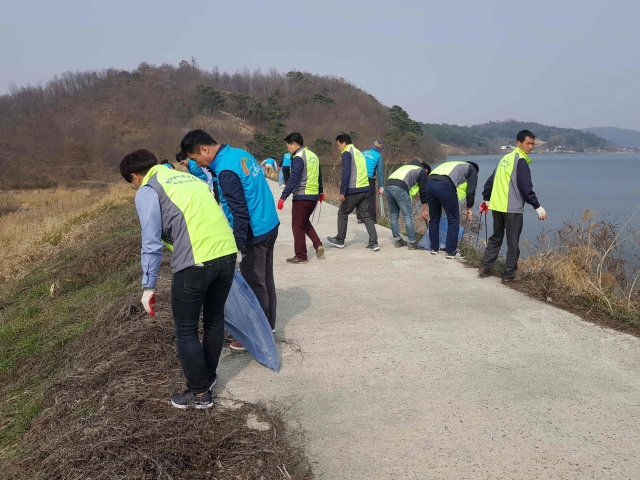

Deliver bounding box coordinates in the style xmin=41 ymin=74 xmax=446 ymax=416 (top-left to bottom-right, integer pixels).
xmin=181 ymin=130 xmax=280 ymax=351
xmin=281 ymin=151 xmax=293 ymax=184
xmin=357 ymin=140 xmax=385 ymax=224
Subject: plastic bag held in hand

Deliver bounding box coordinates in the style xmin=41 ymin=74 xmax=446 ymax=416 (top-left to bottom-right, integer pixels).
xmin=277 ymin=199 xmax=285 ymax=210
xmin=479 ymin=201 xmax=489 ymax=214
xmin=319 ymin=193 xmax=325 ymax=203
xmin=141 ymin=289 xmax=156 ymax=316
xmin=536 ymin=206 xmax=547 ymax=220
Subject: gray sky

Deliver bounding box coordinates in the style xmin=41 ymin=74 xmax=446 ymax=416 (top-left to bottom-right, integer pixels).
xmin=1 ymin=0 xmax=639 ymax=130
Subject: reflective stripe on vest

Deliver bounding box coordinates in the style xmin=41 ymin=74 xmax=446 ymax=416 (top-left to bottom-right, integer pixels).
xmin=342 ymin=144 xmax=369 ymax=190
xmin=430 ymin=161 xmax=470 ymax=202
xmin=293 ymin=147 xmax=320 ymax=197
xmin=389 ymin=164 xmax=422 ymax=197
xmin=490 ymin=147 xmax=532 ymax=213
xmin=141 ymin=165 xmax=237 ymax=273
xmin=211 ymin=145 xmax=280 ymax=237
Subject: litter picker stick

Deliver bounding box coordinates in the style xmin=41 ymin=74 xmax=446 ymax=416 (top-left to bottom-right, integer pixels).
xmin=380 ymin=195 xmax=385 ymax=218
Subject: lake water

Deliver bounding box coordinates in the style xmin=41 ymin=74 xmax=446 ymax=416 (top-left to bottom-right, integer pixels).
xmin=447 ymin=153 xmax=640 ymax=246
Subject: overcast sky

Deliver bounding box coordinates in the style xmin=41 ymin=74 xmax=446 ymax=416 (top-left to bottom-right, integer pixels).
xmin=1 ymin=0 xmax=639 ymax=130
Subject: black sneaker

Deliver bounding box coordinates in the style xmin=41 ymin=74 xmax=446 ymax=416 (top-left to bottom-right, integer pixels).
xmin=207 ymin=376 xmax=217 ymax=392
xmin=430 ymin=249 xmax=440 ymax=255
xmin=365 ymin=243 xmax=380 ymax=251
xmin=446 ymin=250 xmax=465 ymax=259
xmin=407 ymin=242 xmax=421 ymax=250
xmin=326 ymin=236 xmax=345 ymax=248
xmin=171 ymin=390 xmax=214 ymax=409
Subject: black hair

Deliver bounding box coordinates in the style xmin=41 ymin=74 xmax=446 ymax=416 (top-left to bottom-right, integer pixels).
xmin=120 ymin=149 xmax=158 ymax=182
xmin=516 ymin=130 xmax=535 ymax=142
xmin=180 ymin=129 xmax=218 ymax=155
xmin=421 ymin=162 xmax=431 ymax=174
xmin=467 ymin=161 xmax=479 ymax=173
xmin=175 ymin=151 xmax=188 ymax=162
xmin=284 ymin=132 xmax=304 ymax=146
xmin=335 ymin=134 xmax=352 ymax=144
xmin=160 ymin=159 xmax=175 ymax=169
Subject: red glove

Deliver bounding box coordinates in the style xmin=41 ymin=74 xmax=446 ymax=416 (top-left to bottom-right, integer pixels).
xmin=141 ymin=289 xmax=156 ymax=317
xmin=479 ymin=201 xmax=489 ymax=214
xmin=277 ymin=199 xmax=285 ymax=210
xmin=319 ymin=193 xmax=325 ymax=203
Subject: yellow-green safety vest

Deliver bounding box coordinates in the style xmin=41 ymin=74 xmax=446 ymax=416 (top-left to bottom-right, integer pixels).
xmin=388 ymin=164 xmax=422 ymax=198
xmin=490 ymin=147 xmax=533 ymax=213
xmin=342 ymin=144 xmax=369 ymax=191
xmin=141 ymin=165 xmax=237 ymax=273
xmin=429 ymin=161 xmax=469 ymax=201
xmin=293 ymin=147 xmax=320 ymax=197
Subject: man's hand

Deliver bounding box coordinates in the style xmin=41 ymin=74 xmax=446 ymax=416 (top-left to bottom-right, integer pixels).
xmin=141 ymin=289 xmax=156 ymax=317
xmin=378 ymin=187 xmax=384 ymax=195
xmin=479 ymin=201 xmax=489 ymax=214
xmin=339 ymin=194 xmax=346 ymax=203
xmin=466 ymin=208 xmax=473 ymax=221
xmin=319 ymin=193 xmax=325 ymax=203
xmin=535 ymin=206 xmax=547 ymax=220
xmin=421 ymin=205 xmax=429 ymax=221
xmin=236 ymin=251 xmax=243 ymax=269
xmin=277 ymin=199 xmax=285 ymax=210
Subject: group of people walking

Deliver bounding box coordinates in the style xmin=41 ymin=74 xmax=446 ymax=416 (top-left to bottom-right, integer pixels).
xmin=119 ymin=128 xmax=546 ymax=409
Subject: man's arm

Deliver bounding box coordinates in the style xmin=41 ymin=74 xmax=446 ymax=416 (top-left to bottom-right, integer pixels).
xmin=418 ymin=169 xmax=429 ymax=204
xmin=483 ymin=170 xmax=495 ymax=201
xmin=218 ymin=171 xmax=251 ymax=250
xmin=376 ymin=158 xmax=384 ymax=187
xmin=281 ymin=156 xmax=304 ymax=200
xmin=516 ymin=159 xmax=541 ymax=209
xmin=134 ymin=187 xmax=163 ymax=289
xmin=465 ymin=165 xmax=478 ymax=208
xmin=340 ymin=151 xmax=352 ymax=195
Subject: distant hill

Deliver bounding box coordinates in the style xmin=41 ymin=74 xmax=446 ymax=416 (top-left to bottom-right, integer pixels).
xmin=0 ymin=61 xmax=443 ymax=188
xmin=421 ymin=120 xmax=614 ymax=154
xmin=581 ymin=127 xmax=640 ymax=148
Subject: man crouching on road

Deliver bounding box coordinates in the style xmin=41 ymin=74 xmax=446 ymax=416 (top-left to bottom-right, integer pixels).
xmin=277 ymin=132 xmax=325 ymax=264
xmin=120 ymin=149 xmax=238 ymax=409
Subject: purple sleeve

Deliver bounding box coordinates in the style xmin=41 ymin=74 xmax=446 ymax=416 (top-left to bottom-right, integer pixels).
xmin=516 ymin=159 xmax=541 ymax=209
xmin=483 ymin=170 xmax=495 ymax=201
xmin=340 ymin=151 xmax=351 ymax=195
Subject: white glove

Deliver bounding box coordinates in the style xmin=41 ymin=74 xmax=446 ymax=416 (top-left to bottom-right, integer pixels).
xmin=378 ymin=187 xmax=384 ymax=195
xmin=141 ymin=289 xmax=156 ymax=316
xmin=535 ymin=206 xmax=547 ymax=220
xmin=236 ymin=251 xmax=243 ymax=270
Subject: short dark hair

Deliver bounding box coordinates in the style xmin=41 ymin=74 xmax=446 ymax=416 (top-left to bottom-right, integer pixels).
xmin=284 ymin=132 xmax=304 ymax=146
xmin=516 ymin=130 xmax=535 ymax=142
xmin=175 ymin=151 xmax=188 ymax=162
xmin=120 ymin=149 xmax=158 ymax=182
xmin=468 ymin=161 xmax=479 ymax=173
xmin=421 ymin=162 xmax=431 ymax=174
xmin=180 ymin=129 xmax=218 ymax=155
xmin=335 ymin=134 xmax=352 ymax=144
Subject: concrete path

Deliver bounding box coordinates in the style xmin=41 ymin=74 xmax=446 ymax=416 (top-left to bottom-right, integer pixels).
xmin=218 ymin=182 xmax=640 ymax=479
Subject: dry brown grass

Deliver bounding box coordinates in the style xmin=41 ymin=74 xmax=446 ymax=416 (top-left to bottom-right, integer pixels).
xmin=0 ymin=184 xmax=134 ymax=284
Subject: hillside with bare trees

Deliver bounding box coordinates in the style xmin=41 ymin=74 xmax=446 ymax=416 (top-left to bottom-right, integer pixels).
xmin=0 ymin=60 xmax=444 ymax=188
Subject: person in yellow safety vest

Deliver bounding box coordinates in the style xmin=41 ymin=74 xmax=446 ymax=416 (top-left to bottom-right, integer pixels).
xmin=425 ymin=160 xmax=479 ymax=259
xmin=478 ymin=130 xmax=547 ymax=284
xmin=120 ymin=149 xmax=238 ymax=410
xmin=327 ymin=134 xmax=379 ymax=251
xmin=277 ymin=132 xmax=326 ymax=264
xmin=385 ymin=159 xmax=432 ymax=248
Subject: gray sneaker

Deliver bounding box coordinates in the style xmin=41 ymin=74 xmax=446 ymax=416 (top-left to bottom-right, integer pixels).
xmin=326 ymin=236 xmax=345 ymax=248
xmin=366 ymin=243 xmax=380 ymax=251
xmin=407 ymin=242 xmax=421 ymax=250
xmin=394 ymin=238 xmax=408 ymax=248
xmin=207 ymin=376 xmax=217 ymax=392
xmin=171 ymin=390 xmax=214 ymax=409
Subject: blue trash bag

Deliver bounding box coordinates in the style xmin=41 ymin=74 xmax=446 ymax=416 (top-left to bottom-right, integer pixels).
xmin=224 ymin=271 xmax=279 ymax=372
xmin=278 ymin=166 xmax=284 ymax=186
xmin=417 ymin=214 xmax=464 ymax=250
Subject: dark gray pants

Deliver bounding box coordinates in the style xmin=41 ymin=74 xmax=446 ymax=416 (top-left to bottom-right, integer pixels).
xmin=337 ymin=192 xmax=378 ymax=245
xmin=356 ymin=178 xmax=377 ymax=223
xmin=240 ymin=230 xmax=278 ymax=328
xmin=480 ymin=211 xmax=523 ymax=279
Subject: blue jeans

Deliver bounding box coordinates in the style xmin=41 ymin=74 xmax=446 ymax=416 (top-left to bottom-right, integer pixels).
xmin=385 ymin=185 xmax=416 ymax=243
xmin=425 ymin=180 xmax=460 ymax=254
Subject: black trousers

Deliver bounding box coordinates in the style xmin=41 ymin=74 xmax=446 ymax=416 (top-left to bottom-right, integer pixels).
xmin=282 ymin=166 xmax=291 ymax=184
xmin=171 ymin=253 xmax=236 ymax=394
xmin=240 ymin=230 xmax=278 ymax=329
xmin=356 ymin=178 xmax=377 ymax=223
xmin=337 ymin=192 xmax=377 ymax=245
xmin=480 ymin=211 xmax=524 ymax=279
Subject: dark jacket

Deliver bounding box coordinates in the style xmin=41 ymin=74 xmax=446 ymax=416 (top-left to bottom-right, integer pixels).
xmin=482 ymin=158 xmax=540 ymax=210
